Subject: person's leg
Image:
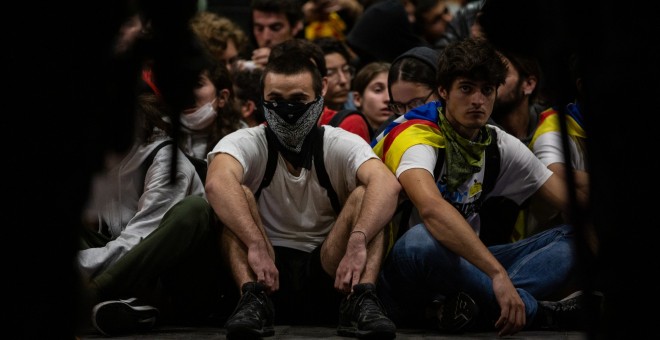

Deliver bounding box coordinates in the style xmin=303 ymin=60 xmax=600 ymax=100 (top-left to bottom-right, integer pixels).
xmin=322 ymin=185 xmax=395 ymax=338
xmin=321 ymin=185 xmax=386 ymax=283
xmin=222 ymin=185 xmax=275 ymax=337
xmin=90 ymin=196 xmax=228 ymax=334
xmin=92 ymin=196 xmax=221 ymax=302
xmin=221 ymin=185 xmax=275 ymax=287
xmin=377 ymin=223 xmax=459 ymax=327
xmin=378 ymin=223 xmax=577 ymax=329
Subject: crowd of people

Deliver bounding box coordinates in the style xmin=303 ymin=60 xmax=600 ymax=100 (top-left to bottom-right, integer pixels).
xmin=69 ymin=0 xmax=609 ymax=339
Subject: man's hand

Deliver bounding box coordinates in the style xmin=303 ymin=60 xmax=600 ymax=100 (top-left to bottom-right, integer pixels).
xmin=247 ymin=240 xmax=279 ymax=294
xmin=251 ymin=47 xmax=271 ymax=68
xmin=334 ymin=231 xmax=368 ymax=294
xmin=492 ymin=272 xmax=526 ymax=336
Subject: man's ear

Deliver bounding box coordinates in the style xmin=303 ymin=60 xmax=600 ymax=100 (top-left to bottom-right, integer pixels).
xmin=321 ymin=77 xmax=329 ymax=96
xmin=242 ymin=99 xmax=257 ymax=119
xmin=216 ymin=88 xmax=231 ymax=108
xmin=439 ymin=86 xmax=448 ymax=100
xmin=522 ymin=75 xmax=537 ymax=96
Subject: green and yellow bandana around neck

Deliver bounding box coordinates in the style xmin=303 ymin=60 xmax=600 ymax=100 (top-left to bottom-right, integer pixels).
xmin=438 ymin=110 xmax=491 ymax=192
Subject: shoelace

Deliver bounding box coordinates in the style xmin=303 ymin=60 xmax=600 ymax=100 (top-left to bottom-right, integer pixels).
xmin=236 ymin=291 xmax=267 ymax=317
xmin=355 ymin=290 xmax=386 ymax=319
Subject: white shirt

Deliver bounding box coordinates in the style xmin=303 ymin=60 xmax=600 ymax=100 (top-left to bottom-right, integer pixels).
xmin=397 ymin=125 xmax=552 ymax=235
xmin=209 ymin=125 xmax=378 ymax=252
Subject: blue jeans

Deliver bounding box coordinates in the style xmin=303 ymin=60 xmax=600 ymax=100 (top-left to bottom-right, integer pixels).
xmin=377 ymin=223 xmax=576 ymax=328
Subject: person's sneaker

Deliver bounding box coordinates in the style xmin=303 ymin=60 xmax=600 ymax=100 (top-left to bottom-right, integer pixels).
xmin=431 ymin=291 xmax=479 ymax=333
xmin=224 ymin=281 xmax=275 ymax=339
xmin=536 ymin=290 xmax=604 ymax=331
xmin=337 ymin=283 xmax=396 ymax=339
xmin=92 ymin=297 xmax=159 ymax=336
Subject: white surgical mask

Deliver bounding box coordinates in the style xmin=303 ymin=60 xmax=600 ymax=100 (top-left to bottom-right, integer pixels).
xmin=180 ymin=100 xmax=217 ymax=130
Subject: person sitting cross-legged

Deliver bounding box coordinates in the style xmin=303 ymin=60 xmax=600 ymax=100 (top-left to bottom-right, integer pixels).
xmin=372 ymin=37 xmax=601 ymax=337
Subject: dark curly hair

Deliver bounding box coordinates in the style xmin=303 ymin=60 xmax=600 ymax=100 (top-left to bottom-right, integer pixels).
xmin=436 ymin=37 xmax=507 ymax=94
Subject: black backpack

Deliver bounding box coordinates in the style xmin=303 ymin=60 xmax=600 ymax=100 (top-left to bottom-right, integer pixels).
xmin=327 ymin=109 xmax=375 ymax=141
xmin=255 ymin=126 xmax=341 ymax=215
xmin=392 ymin=127 xmax=501 ymax=240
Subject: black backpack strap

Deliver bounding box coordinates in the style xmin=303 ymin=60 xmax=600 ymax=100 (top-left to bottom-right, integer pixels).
xmin=255 ymin=129 xmax=279 ymax=200
xmin=314 ymin=126 xmax=341 ymax=214
xmin=433 ymin=146 xmax=446 ymax=180
xmin=185 ymin=155 xmax=208 ymax=184
xmin=328 ymin=109 xmax=375 ymax=141
xmin=481 ymin=127 xmax=500 ymax=198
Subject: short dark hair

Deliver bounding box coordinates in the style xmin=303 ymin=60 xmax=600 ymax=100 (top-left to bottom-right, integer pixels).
xmin=312 ymin=37 xmax=352 ymax=65
xmin=269 ymin=38 xmax=327 ymax=76
xmin=250 ymin=0 xmax=304 ymax=27
xmin=261 ymin=52 xmax=324 ymax=97
xmin=233 ymin=67 xmax=265 ymax=124
xmin=498 ymin=49 xmax=543 ymax=103
xmin=436 ymin=37 xmax=507 ymax=92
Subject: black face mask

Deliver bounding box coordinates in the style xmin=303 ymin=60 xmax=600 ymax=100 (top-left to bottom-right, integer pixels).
xmin=262 ymin=98 xmax=319 ymax=124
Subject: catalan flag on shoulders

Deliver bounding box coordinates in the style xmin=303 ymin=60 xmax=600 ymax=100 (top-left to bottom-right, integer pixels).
xmin=371 ymin=101 xmax=446 ymax=174
xmin=529 ymin=102 xmax=586 ymax=149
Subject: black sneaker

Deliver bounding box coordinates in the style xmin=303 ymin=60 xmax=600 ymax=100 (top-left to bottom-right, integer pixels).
xmin=91 ymin=297 xmax=159 ymax=336
xmin=337 ymin=283 xmax=396 ymax=339
xmin=224 ymin=282 xmax=275 ymax=339
xmin=536 ymin=290 xmax=604 ymax=331
xmin=432 ymin=292 xmax=479 ymax=333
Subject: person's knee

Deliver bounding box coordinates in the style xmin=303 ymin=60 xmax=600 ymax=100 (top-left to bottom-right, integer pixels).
xmin=165 ymin=195 xmax=212 ymax=232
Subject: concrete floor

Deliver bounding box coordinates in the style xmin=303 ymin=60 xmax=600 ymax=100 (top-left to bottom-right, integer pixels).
xmin=77 ymin=325 xmax=591 ymax=339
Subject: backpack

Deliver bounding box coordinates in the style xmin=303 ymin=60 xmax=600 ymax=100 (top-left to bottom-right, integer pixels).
xmin=392 ymin=127 xmax=501 ymax=241
xmin=327 ymin=109 xmax=375 ymax=141
xmin=255 ymin=126 xmax=341 ymax=215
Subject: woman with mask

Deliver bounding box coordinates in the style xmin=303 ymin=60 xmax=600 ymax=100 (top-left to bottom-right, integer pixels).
xmin=179 ymin=61 xmax=246 ymax=168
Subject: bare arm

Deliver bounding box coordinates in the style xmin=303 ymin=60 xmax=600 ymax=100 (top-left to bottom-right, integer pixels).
xmin=333 ymin=158 xmax=400 ymax=292
xmin=399 ymin=168 xmax=525 ymax=336
xmin=352 ymin=158 xmax=401 ymax=242
xmin=547 ymin=162 xmax=590 ymax=201
xmin=205 ymin=153 xmax=278 ymax=289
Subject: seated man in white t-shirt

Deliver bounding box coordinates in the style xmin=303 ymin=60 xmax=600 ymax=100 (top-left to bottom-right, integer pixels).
xmin=372 ymin=37 xmax=599 ymax=336
xmin=205 ymin=51 xmax=400 ymax=339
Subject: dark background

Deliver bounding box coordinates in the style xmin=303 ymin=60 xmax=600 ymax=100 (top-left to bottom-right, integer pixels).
xmin=6 ymin=0 xmax=657 ymax=338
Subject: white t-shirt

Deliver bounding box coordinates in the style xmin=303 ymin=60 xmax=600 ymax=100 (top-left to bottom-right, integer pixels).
xmin=209 ymin=125 xmax=378 ymax=252
xmin=397 ymin=125 xmax=552 ymax=235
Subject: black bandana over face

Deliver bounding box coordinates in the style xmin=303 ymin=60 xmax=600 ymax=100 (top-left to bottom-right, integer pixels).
xmin=263 ymin=96 xmax=324 ymax=168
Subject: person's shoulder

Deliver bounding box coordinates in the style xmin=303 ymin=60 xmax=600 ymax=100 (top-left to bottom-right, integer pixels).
xmin=487 ymin=124 xmax=523 ymax=150
xmin=224 ymin=124 xmax=266 ymax=141
xmin=324 ymin=124 xmax=365 ymax=141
